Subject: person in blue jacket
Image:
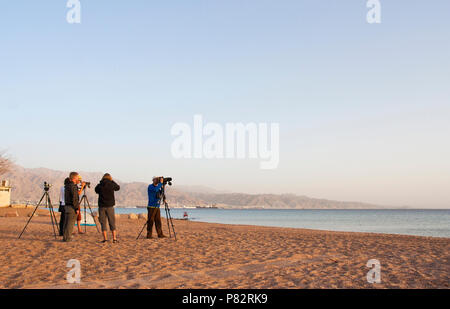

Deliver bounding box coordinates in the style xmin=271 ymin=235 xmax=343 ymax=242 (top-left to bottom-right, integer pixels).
xmin=146 ymin=176 xmax=166 ymax=239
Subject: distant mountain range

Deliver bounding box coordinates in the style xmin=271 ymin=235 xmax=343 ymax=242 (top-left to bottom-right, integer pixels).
xmin=2 ymin=165 xmax=387 ymax=209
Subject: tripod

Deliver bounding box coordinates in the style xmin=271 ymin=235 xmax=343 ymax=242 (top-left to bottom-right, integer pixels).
xmin=162 ymin=187 xmax=177 ymax=241
xmin=79 ymin=187 xmax=100 ymax=233
xmin=18 ymin=185 xmax=60 ymax=239
xmin=137 ymin=184 xmax=177 ymax=240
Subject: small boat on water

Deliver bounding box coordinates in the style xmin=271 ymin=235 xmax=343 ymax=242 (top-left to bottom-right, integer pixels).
xmin=175 ymin=212 xmax=189 ymax=221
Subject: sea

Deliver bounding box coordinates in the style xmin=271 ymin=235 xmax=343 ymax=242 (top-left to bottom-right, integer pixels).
xmin=114 ymin=208 xmax=450 ymax=238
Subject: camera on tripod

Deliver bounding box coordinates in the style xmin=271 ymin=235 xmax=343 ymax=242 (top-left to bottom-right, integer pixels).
xmin=44 ymin=182 xmax=52 ymax=191
xmin=19 ymin=182 xmax=59 ymax=239
xmin=137 ymin=176 xmax=177 ymax=240
xmin=84 ymin=182 xmax=91 ymax=188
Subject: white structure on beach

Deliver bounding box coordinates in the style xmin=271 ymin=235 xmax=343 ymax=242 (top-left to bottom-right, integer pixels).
xmin=0 ymin=180 xmax=12 ymax=207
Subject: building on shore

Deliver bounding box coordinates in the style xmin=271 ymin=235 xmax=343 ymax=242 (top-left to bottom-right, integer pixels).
xmin=0 ymin=180 xmax=12 ymax=208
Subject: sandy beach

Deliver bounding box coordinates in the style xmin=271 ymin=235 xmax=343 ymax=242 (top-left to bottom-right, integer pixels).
xmin=0 ymin=207 xmax=448 ymax=289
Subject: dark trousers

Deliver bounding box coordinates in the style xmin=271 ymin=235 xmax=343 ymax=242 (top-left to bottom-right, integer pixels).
xmin=63 ymin=206 xmax=77 ymax=242
xmin=98 ymin=207 xmax=116 ymax=231
xmin=147 ymin=207 xmax=163 ymax=237
xmin=59 ymin=205 xmax=66 ymax=236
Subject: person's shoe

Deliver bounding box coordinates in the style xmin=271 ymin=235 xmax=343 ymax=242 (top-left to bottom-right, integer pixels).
xmin=146 ymin=233 xmax=153 ymax=239
xmin=113 ymin=239 xmax=119 ymax=243
xmin=101 ymin=239 xmax=108 ymax=243
xmin=78 ymin=231 xmax=85 ymax=235
xmin=158 ymin=235 xmax=167 ymax=238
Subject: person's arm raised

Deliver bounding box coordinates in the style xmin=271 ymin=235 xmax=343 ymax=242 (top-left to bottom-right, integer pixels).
xmin=95 ymin=183 xmax=100 ymax=194
xmin=112 ymin=180 xmax=120 ymax=191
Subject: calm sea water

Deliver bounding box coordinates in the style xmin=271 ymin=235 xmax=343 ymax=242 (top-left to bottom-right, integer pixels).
xmin=115 ymin=208 xmax=450 ymax=238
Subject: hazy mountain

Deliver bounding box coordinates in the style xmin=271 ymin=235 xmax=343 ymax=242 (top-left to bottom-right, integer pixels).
xmin=2 ymin=165 xmax=386 ymax=209
xmin=2 ymin=165 xmax=204 ymax=207
xmin=175 ymin=185 xmax=231 ymax=194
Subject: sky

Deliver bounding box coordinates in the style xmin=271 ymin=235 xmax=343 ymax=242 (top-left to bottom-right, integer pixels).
xmin=1 ymin=1 xmax=449 ymax=208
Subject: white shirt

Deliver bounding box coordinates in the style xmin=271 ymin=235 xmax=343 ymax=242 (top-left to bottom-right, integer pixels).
xmin=59 ymin=186 xmax=65 ymax=206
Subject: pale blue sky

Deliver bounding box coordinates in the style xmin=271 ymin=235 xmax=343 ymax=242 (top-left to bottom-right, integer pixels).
xmin=1 ymin=1 xmax=449 ymax=207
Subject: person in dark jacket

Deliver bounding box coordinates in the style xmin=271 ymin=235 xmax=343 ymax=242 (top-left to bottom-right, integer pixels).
xmin=95 ymin=173 xmax=120 ymax=243
xmin=63 ymin=172 xmax=83 ymax=242
xmin=58 ymin=178 xmax=71 ymax=236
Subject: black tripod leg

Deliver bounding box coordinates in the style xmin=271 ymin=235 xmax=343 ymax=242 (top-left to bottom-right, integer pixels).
xmin=18 ymin=193 xmax=45 ymax=239
xmin=167 ymin=207 xmax=177 ymax=241
xmin=164 ymin=205 xmax=172 ymax=238
xmin=47 ymin=194 xmax=60 ymax=237
xmin=84 ymin=197 xmax=87 ymax=234
xmin=49 ymin=204 xmax=60 ymax=235
xmin=46 ymin=194 xmax=57 ymax=239
xmin=88 ymin=206 xmax=99 ymax=233
xmin=164 ymin=203 xmax=176 ymax=241
xmin=136 ymin=221 xmax=148 ymax=240
xmin=85 ymin=198 xmax=99 ymax=233
xmin=50 ymin=208 xmax=59 ymax=237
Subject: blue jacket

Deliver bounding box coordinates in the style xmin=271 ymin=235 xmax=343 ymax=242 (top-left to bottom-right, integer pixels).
xmin=147 ymin=183 xmax=163 ymax=207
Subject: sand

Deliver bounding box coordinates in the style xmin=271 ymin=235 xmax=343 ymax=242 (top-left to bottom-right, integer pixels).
xmin=0 ymin=207 xmax=448 ymax=289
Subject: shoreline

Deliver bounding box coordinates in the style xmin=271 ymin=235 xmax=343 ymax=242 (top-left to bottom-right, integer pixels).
xmin=187 ymin=220 xmax=450 ymax=240
xmin=0 ymin=209 xmax=448 ymax=289
xmin=8 ymin=204 xmax=450 ymax=210
xmin=1 ymin=206 xmax=449 ymax=239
